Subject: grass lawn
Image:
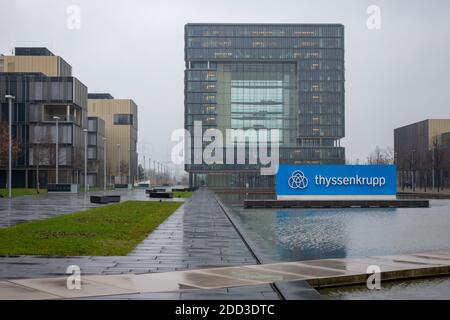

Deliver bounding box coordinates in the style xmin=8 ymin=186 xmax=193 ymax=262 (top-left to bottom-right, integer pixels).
xmin=173 ymin=191 xmax=194 ymax=198
xmin=0 ymin=201 xmax=181 ymax=256
xmin=0 ymin=188 xmax=48 ymax=198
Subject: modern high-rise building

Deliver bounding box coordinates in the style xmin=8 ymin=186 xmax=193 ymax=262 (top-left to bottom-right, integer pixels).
xmin=184 ymin=24 xmax=345 ymax=192
xmin=87 ymin=94 xmax=138 ymax=185
xmin=0 ymin=47 xmax=89 ymax=188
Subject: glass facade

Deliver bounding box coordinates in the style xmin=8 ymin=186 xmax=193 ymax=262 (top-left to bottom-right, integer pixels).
xmin=87 ymin=117 xmax=105 ymax=186
xmin=184 ymin=24 xmax=345 ymax=190
xmin=0 ymin=72 xmax=88 ymax=187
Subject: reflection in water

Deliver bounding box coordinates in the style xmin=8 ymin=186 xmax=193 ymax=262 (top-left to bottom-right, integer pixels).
xmin=320 ymin=276 xmax=450 ymax=300
xmin=220 ymin=194 xmax=450 ymax=263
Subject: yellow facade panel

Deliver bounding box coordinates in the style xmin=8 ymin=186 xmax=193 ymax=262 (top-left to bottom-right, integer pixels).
xmin=2 ymin=56 xmax=61 ymax=76
xmin=87 ymin=99 xmax=138 ymax=183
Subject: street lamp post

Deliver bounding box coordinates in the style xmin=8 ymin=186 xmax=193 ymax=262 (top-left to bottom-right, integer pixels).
xmin=5 ymin=95 xmax=15 ymax=199
xmin=103 ymin=137 xmax=107 ymax=193
xmin=411 ymin=149 xmax=416 ymax=192
xmin=83 ymin=128 xmax=88 ymax=192
xmin=128 ymin=148 xmax=132 ymax=186
xmin=53 ymin=116 xmax=60 ymax=184
xmin=117 ymin=144 xmax=121 ymax=184
xmin=157 ymin=161 xmax=160 ymax=185
xmin=148 ymin=157 xmax=151 ymax=186
xmin=153 ymin=160 xmax=156 ymax=185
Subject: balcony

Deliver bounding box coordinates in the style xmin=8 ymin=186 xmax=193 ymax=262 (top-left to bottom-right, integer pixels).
xmin=43 ymin=104 xmax=82 ymax=125
xmin=43 ymin=115 xmax=77 ymax=122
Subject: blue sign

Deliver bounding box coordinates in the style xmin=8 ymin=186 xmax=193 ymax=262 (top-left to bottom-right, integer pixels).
xmin=276 ymin=165 xmax=397 ymax=199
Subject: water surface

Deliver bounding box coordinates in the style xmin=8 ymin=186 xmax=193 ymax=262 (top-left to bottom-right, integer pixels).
xmin=226 ymin=199 xmax=450 ymax=262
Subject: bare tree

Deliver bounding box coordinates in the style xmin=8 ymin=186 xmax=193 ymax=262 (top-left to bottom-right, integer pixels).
xmin=432 ymin=136 xmax=445 ymax=192
xmin=73 ymin=147 xmax=84 ymax=185
xmin=180 ymin=174 xmax=189 ymax=186
xmin=138 ymin=164 xmax=144 ymax=181
xmin=417 ymin=151 xmax=430 ymax=192
xmin=383 ymin=146 xmax=395 ymax=164
xmin=367 ymin=146 xmax=394 ymax=165
xmin=119 ymin=160 xmax=129 ymax=184
xmin=30 ymin=125 xmax=56 ymax=191
xmin=0 ymin=121 xmax=22 ymax=168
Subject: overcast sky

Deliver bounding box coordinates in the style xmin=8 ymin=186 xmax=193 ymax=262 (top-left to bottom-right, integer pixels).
xmin=1 ymin=0 xmax=450 ymax=167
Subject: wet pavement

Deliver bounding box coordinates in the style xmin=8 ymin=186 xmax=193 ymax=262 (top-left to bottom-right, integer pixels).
xmin=0 ymin=189 xmax=183 ymax=228
xmin=2 ymin=250 xmax=450 ymax=300
xmin=0 ymin=189 xmax=278 ymax=299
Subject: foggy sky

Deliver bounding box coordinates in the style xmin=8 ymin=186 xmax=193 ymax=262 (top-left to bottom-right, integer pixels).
xmin=1 ymin=0 xmax=449 ymax=167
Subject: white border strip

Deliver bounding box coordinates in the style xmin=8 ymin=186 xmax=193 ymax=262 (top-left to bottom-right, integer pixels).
xmin=277 ymin=195 xmax=397 ymax=200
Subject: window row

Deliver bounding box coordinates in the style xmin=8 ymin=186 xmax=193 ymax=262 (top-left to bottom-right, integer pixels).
xmin=299 ymin=92 xmax=344 ymax=103
xmin=299 ymin=104 xmax=344 ymax=114
xmin=231 ymin=87 xmax=283 ymax=103
xmin=186 ymin=25 xmax=343 ymax=38
xmin=279 ymin=147 xmax=345 ymax=161
xmin=187 ymin=37 xmax=343 ymax=49
xmin=298 ymin=59 xmax=344 ymax=71
xmin=297 ymin=114 xmax=344 ymax=125
xmin=299 ymin=82 xmax=344 ymax=92
xmin=299 ymin=70 xmax=344 ymax=81
xmin=29 ymin=124 xmax=73 ymax=144
xmin=186 ymin=70 xmax=217 ymax=81
xmin=187 ymin=81 xmax=217 ymax=92
xmin=186 ymin=103 xmax=344 ymax=115
xmin=298 ymin=138 xmax=337 ymax=147
xmin=186 ymin=103 xmax=217 ymax=114
xmin=187 ymin=93 xmax=217 ymax=103
xmin=186 ymin=48 xmax=344 ymax=60
xmin=298 ymin=126 xmax=344 ymax=137
xmin=29 ymin=145 xmax=73 ymax=166
xmin=231 ymin=104 xmax=283 ymax=113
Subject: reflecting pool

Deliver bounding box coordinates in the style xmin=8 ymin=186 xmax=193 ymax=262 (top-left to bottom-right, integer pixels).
xmin=226 ymin=199 xmax=450 ymax=263
xmin=320 ymin=276 xmax=450 ymax=300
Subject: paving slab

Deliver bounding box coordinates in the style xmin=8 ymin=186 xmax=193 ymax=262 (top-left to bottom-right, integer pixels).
xmin=11 ymin=277 xmax=136 ymax=299
xmin=200 ymin=266 xmax=302 ymax=282
xmin=155 ymin=270 xmax=264 ymax=289
xmin=2 ymin=250 xmax=450 ymax=299
xmin=0 ymin=281 xmax=60 ymax=300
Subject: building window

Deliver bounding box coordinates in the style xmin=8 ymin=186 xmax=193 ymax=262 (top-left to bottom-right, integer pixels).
xmin=113 ymin=114 xmax=133 ymax=125
xmin=88 ymin=147 xmax=97 ymax=160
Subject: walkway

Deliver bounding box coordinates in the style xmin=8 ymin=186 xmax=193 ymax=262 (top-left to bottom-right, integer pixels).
xmin=0 ymin=189 xmax=277 ymax=299
xmin=1 ymin=250 xmax=449 ymax=300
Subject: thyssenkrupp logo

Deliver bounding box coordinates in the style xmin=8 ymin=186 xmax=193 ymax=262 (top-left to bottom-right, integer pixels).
xmin=288 ymin=170 xmax=309 ymax=189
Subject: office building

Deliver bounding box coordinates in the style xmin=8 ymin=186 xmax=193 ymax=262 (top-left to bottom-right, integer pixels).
xmin=87 ymin=94 xmax=138 ymax=185
xmin=394 ymin=119 xmax=450 ymax=190
xmin=0 ymin=47 xmax=88 ymax=187
xmin=184 ymin=24 xmax=345 ymax=191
